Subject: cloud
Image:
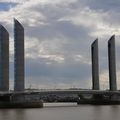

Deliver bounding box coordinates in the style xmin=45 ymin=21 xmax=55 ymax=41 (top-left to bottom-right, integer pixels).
xmin=0 ymin=0 xmax=28 ymax=4
xmin=59 ymin=6 xmax=120 ymax=38
xmin=0 ymin=0 xmax=120 ymax=89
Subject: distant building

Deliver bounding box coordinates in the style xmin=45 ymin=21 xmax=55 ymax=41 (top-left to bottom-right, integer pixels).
xmin=0 ymin=25 xmax=9 ymax=91
xmin=14 ymin=19 xmax=24 ymax=91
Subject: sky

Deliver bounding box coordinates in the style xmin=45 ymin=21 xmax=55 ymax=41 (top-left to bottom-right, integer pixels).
xmin=0 ymin=0 xmax=120 ymax=90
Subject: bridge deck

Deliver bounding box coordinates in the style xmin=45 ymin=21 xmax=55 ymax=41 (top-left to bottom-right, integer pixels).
xmin=0 ymin=90 xmax=120 ymax=96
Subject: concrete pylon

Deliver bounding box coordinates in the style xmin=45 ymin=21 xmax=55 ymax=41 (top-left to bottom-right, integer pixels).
xmin=108 ymin=35 xmax=117 ymax=91
xmin=91 ymin=39 xmax=99 ymax=90
xmin=0 ymin=25 xmax=9 ymax=91
xmin=14 ymin=19 xmax=24 ymax=91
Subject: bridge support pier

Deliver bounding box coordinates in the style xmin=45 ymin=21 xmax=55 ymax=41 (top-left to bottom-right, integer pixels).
xmin=109 ymin=95 xmax=120 ymax=101
xmin=91 ymin=39 xmax=99 ymax=90
xmin=108 ymin=35 xmax=117 ymax=91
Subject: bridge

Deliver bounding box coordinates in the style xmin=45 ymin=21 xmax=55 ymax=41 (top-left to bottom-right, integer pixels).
xmin=0 ymin=89 xmax=119 ymax=96
xmin=0 ymin=89 xmax=119 ymax=106
xmin=0 ymin=20 xmax=120 ymax=107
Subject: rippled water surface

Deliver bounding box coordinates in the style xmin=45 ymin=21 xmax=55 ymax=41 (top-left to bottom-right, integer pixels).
xmin=0 ymin=103 xmax=120 ymax=120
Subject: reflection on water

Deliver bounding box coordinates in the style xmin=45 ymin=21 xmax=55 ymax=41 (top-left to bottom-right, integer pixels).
xmin=44 ymin=102 xmax=77 ymax=108
xmin=0 ymin=109 xmax=27 ymax=120
xmin=0 ymin=103 xmax=120 ymax=120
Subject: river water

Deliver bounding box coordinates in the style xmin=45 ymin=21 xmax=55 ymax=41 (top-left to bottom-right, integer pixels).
xmin=0 ymin=103 xmax=120 ymax=120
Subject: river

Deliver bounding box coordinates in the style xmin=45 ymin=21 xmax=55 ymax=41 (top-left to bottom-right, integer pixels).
xmin=0 ymin=103 xmax=120 ymax=120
